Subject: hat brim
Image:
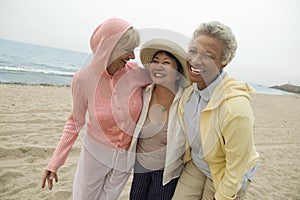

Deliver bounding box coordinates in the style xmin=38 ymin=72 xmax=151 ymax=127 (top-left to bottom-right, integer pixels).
xmin=140 ymin=39 xmax=190 ymax=84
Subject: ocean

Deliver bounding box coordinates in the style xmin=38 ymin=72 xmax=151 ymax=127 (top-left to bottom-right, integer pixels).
xmin=0 ymin=39 xmax=90 ymax=86
xmin=0 ymin=39 xmax=292 ymax=95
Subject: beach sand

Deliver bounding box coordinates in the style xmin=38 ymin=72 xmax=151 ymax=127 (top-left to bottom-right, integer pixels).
xmin=0 ymin=84 xmax=299 ymax=200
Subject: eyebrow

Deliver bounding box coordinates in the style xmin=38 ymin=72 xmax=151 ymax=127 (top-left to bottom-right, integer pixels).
xmin=153 ymin=56 xmax=173 ymax=61
xmin=189 ymin=46 xmax=216 ymax=55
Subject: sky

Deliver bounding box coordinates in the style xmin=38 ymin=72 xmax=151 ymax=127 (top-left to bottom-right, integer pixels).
xmin=0 ymin=0 xmax=299 ymax=86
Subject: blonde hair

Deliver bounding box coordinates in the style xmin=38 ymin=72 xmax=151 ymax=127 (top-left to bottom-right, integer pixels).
xmin=118 ymin=27 xmax=140 ymax=48
xmin=192 ymin=21 xmax=237 ymax=66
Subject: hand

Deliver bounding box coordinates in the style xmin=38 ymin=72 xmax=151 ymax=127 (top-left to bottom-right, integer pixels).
xmin=41 ymin=170 xmax=58 ymax=190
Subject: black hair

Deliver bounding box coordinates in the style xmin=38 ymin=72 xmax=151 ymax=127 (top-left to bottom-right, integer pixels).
xmin=151 ymin=50 xmax=183 ymax=75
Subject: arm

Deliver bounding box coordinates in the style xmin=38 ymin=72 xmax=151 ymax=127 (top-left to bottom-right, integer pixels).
xmin=45 ymin=114 xmax=81 ymax=172
xmin=42 ymin=72 xmax=87 ymax=190
xmin=215 ymin=115 xmax=254 ymax=200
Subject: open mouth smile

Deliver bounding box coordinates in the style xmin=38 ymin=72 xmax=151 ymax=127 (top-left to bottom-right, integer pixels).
xmin=153 ymin=72 xmax=166 ymax=78
xmin=190 ymin=65 xmax=205 ymax=74
xmin=122 ymin=59 xmax=128 ymax=64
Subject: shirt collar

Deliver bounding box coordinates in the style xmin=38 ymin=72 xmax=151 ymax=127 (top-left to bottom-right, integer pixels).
xmin=193 ymin=70 xmax=225 ymax=102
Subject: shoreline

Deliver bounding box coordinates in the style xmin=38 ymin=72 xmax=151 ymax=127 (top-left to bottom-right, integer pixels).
xmin=0 ymin=82 xmax=71 ymax=87
xmin=0 ymin=82 xmax=298 ymax=95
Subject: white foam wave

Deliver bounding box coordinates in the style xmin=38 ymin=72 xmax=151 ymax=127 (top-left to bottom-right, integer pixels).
xmin=0 ymin=66 xmax=74 ymax=76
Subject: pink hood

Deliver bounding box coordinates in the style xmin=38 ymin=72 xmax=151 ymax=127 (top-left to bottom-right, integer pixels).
xmin=71 ymin=17 xmax=149 ymax=139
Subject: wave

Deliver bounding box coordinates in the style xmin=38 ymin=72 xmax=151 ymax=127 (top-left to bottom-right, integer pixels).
xmin=0 ymin=65 xmax=75 ymax=77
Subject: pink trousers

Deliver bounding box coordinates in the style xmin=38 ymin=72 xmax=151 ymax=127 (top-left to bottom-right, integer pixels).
xmin=73 ymin=143 xmax=131 ymax=200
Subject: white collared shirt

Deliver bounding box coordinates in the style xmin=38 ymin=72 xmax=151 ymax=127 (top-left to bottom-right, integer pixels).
xmin=183 ymin=71 xmax=225 ymax=179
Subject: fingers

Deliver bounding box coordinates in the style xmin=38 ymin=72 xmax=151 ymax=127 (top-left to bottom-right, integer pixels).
xmin=48 ymin=172 xmax=56 ymax=190
xmin=41 ymin=170 xmax=48 ymax=188
xmin=50 ymin=172 xmax=58 ymax=183
xmin=42 ymin=170 xmax=58 ymax=190
xmin=47 ymin=174 xmax=53 ymax=190
xmin=54 ymin=173 xmax=58 ymax=183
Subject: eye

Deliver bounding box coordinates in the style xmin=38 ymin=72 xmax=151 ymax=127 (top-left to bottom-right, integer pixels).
xmin=188 ymin=49 xmax=197 ymax=54
xmin=152 ymin=60 xmax=159 ymax=64
xmin=163 ymin=61 xmax=171 ymax=65
xmin=203 ymin=54 xmax=215 ymax=60
xmin=125 ymin=48 xmax=133 ymax=52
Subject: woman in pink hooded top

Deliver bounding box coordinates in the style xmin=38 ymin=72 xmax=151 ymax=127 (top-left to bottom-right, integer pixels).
xmin=41 ymin=17 xmax=151 ymax=199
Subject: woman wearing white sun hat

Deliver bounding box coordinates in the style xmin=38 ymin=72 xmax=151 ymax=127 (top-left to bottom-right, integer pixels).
xmin=128 ymin=38 xmax=191 ymax=199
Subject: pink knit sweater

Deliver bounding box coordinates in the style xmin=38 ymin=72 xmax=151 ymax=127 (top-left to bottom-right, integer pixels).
xmin=46 ymin=63 xmax=150 ymax=172
xmin=46 ymin=17 xmax=151 ymax=173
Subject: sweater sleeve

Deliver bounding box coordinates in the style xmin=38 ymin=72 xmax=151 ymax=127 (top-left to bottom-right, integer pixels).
xmin=46 ymin=72 xmax=87 ymax=173
xmin=46 ymin=115 xmax=79 ymax=172
xmin=215 ymin=114 xmax=254 ymax=200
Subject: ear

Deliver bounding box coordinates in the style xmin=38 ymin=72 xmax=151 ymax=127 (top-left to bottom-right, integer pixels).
xmin=221 ymin=60 xmax=227 ymax=68
xmin=221 ymin=64 xmax=227 ymax=69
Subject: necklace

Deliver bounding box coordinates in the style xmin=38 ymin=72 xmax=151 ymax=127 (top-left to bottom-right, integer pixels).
xmin=148 ymin=104 xmax=167 ymax=125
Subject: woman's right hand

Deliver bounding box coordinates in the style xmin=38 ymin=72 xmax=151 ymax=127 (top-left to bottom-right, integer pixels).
xmin=41 ymin=170 xmax=58 ymax=190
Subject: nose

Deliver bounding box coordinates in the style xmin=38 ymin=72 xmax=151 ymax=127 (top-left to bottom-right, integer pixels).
xmin=129 ymin=51 xmax=135 ymax=59
xmin=189 ymin=54 xmax=203 ymax=67
xmin=150 ymin=62 xmax=164 ymax=71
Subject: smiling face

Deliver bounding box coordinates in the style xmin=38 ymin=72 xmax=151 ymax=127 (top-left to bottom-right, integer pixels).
xmin=187 ymin=34 xmax=225 ymax=90
xmin=107 ymin=27 xmax=140 ymax=75
xmin=108 ymin=42 xmax=136 ymax=73
xmin=149 ymin=51 xmax=180 ymax=88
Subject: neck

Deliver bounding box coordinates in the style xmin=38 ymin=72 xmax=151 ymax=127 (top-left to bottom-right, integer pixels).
xmin=107 ymin=64 xmax=119 ymax=76
xmin=151 ymin=84 xmax=176 ymax=114
xmin=156 ymin=81 xmax=178 ymax=94
xmin=156 ymin=84 xmax=176 ymax=94
xmin=197 ymin=72 xmax=221 ymax=90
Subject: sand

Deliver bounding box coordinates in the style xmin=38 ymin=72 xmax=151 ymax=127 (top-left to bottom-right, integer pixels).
xmin=0 ymin=83 xmax=299 ymax=200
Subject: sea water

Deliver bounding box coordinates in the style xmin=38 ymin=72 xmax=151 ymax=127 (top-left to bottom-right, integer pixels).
xmin=0 ymin=39 xmax=90 ymax=86
xmin=0 ymin=39 xmax=292 ymax=95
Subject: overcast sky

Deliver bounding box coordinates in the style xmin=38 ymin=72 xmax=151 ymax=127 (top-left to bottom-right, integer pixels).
xmin=1 ymin=0 xmax=299 ymax=86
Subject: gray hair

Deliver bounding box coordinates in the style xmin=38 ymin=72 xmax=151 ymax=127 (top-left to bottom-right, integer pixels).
xmin=192 ymin=21 xmax=237 ymax=66
xmin=118 ymin=27 xmax=140 ymax=48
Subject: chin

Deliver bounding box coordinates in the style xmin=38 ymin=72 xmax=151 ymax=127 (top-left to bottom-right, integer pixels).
xmin=189 ymin=76 xmax=197 ymax=82
xmin=188 ymin=75 xmax=202 ymax=83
